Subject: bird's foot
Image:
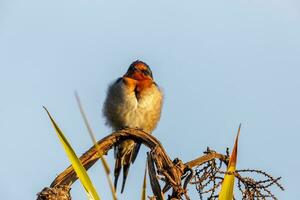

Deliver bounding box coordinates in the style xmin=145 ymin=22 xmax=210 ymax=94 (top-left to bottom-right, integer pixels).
xmin=134 ymin=127 xmax=144 ymax=131
xmin=118 ymin=126 xmax=130 ymax=131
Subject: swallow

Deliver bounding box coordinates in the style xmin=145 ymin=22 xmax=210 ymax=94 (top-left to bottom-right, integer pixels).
xmin=103 ymin=60 xmax=163 ymax=193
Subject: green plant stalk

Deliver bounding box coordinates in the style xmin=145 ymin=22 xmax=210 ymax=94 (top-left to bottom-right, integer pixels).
xmin=141 ymin=162 xmax=148 ymax=200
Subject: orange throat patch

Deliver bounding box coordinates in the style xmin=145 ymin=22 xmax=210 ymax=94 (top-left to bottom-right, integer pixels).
xmin=122 ymin=76 xmax=153 ymax=99
xmin=135 ymin=79 xmax=153 ymax=93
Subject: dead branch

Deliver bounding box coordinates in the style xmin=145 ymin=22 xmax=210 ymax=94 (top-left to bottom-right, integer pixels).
xmin=37 ymin=128 xmax=283 ymax=200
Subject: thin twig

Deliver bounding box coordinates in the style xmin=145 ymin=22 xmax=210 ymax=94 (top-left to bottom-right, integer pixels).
xmin=74 ymin=91 xmax=117 ymax=200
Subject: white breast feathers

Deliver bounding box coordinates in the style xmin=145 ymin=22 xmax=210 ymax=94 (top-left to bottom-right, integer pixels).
xmin=103 ymin=78 xmax=163 ymax=133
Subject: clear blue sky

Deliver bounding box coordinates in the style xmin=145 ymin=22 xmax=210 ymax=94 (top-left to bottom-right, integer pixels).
xmin=1 ymin=0 xmax=299 ymax=199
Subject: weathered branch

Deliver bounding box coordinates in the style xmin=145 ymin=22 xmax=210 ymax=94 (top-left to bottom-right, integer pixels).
xmin=50 ymin=128 xmax=174 ymax=187
xmin=37 ymin=128 xmax=283 ymax=200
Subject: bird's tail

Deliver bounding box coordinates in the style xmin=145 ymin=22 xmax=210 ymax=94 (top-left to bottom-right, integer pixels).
xmin=114 ymin=140 xmax=141 ymax=193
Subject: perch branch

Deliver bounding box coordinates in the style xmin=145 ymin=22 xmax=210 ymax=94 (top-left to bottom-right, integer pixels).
xmin=38 ymin=128 xmax=282 ymax=200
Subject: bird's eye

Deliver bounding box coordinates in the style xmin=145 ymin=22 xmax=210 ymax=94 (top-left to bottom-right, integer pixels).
xmin=130 ymin=66 xmax=136 ymax=71
xmin=142 ymin=70 xmax=150 ymax=76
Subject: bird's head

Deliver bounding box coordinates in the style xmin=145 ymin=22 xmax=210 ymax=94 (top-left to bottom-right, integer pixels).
xmin=123 ymin=60 xmax=153 ymax=81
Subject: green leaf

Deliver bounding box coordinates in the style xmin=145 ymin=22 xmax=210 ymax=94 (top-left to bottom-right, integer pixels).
xmin=44 ymin=107 xmax=101 ymax=200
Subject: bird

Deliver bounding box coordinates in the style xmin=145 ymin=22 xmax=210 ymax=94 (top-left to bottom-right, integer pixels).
xmin=103 ymin=60 xmax=163 ymax=193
